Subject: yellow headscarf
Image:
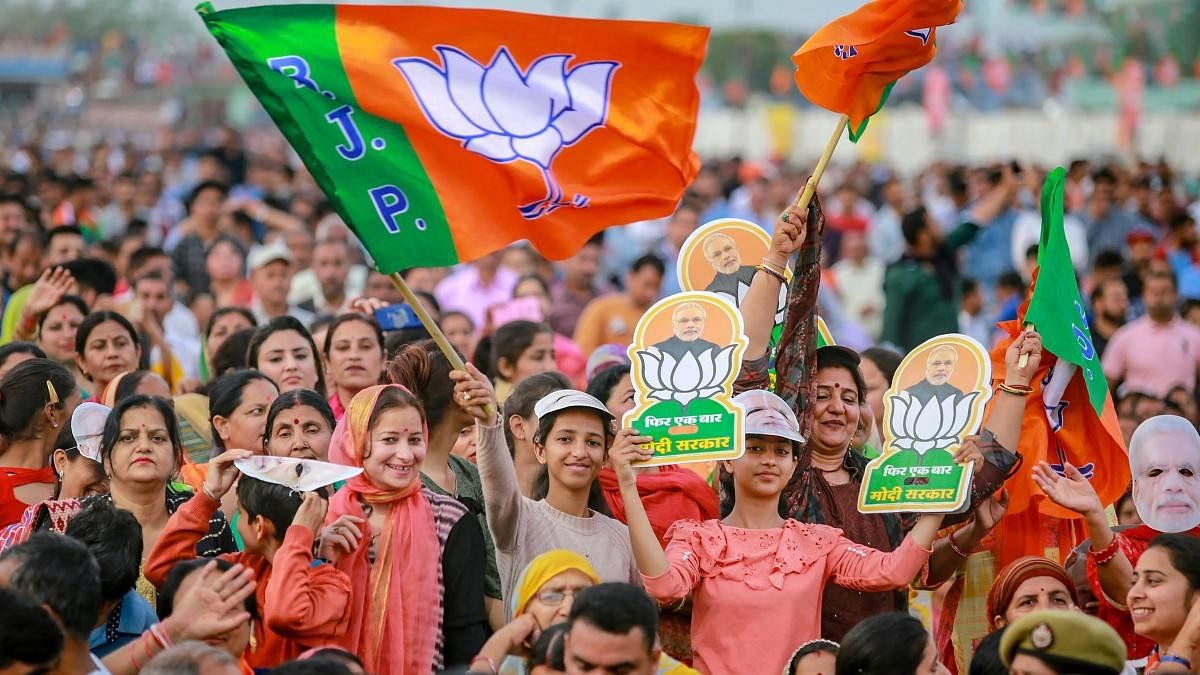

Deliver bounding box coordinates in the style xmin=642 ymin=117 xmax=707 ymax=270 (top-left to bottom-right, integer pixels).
xmin=511 ymin=549 xmax=600 ymax=617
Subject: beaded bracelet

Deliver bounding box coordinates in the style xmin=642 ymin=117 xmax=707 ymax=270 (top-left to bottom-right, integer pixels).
xmin=1089 ymin=537 xmax=1122 ymax=566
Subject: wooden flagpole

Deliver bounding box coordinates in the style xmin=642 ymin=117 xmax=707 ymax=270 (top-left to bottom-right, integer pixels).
xmin=794 ymin=114 xmax=850 ymax=212
xmin=387 ymin=271 xmax=466 ymax=370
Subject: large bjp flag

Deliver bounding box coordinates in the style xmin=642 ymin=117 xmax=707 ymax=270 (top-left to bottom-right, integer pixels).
xmin=792 ymin=0 xmax=962 ymax=141
xmin=198 ymin=3 xmax=707 ymax=271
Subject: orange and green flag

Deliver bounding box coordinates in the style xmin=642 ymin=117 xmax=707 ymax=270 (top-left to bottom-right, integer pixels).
xmin=791 ymin=0 xmax=962 ymax=142
xmin=198 ymin=3 xmax=707 ymax=272
xmin=985 ymin=169 xmax=1128 ymax=525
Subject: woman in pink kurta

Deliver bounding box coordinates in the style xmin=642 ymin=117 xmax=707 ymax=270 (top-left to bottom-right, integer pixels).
xmin=611 ymin=390 xmax=946 ymax=675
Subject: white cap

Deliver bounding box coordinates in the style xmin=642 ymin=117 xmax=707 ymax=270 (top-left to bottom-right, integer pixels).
xmin=534 ymin=389 xmax=615 ymax=421
xmin=248 ymin=239 xmax=293 ymax=271
xmin=734 ymin=390 xmax=805 ymax=444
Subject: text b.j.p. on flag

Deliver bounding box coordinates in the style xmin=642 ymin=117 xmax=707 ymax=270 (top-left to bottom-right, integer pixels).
xmin=198 ymin=2 xmax=708 ymax=272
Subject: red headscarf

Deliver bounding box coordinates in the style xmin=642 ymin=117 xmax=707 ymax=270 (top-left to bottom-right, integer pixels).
xmin=597 ymin=465 xmax=719 ymax=544
xmin=985 ymin=555 xmax=1077 ymax=631
xmin=326 ymin=384 xmax=440 ymax=674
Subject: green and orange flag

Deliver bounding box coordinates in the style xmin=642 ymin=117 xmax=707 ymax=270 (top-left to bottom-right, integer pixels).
xmin=792 ymin=0 xmax=962 ymax=141
xmin=985 ymin=168 xmax=1127 ymax=529
xmin=198 ymin=3 xmax=707 ymax=272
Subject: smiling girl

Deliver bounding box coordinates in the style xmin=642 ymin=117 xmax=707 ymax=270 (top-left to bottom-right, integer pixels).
xmin=1128 ymin=534 xmax=1200 ymax=673
xmin=459 ymin=363 xmax=638 ymax=619
xmin=320 ymin=384 xmax=489 ymax=673
xmin=614 ymin=389 xmax=945 ymax=675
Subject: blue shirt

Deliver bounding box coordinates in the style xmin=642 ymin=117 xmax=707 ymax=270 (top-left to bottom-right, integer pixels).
xmin=963 ymin=208 xmax=1017 ymax=294
xmin=89 ymin=590 xmax=159 ymax=657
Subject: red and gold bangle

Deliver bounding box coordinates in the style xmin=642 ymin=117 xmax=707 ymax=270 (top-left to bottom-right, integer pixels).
xmin=948 ymin=531 xmax=972 ymax=558
xmin=1089 ymin=537 xmax=1122 ymax=566
xmin=998 ymin=382 xmax=1033 ymax=396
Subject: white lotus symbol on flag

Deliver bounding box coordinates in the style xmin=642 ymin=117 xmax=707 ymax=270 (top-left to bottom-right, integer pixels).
xmin=887 ymin=390 xmax=979 ymax=456
xmin=394 ymin=46 xmax=619 ymax=219
xmin=636 ymin=345 xmax=737 ymax=407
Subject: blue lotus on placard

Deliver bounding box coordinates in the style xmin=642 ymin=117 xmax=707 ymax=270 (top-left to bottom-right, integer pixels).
xmin=394 ymin=46 xmax=619 ymax=219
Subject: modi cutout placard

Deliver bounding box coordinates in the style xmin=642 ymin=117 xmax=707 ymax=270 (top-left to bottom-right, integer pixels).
xmin=678 ymin=219 xmax=788 ymax=324
xmin=859 ymin=333 xmax=992 ymax=513
xmin=625 ymin=292 xmax=747 ymax=467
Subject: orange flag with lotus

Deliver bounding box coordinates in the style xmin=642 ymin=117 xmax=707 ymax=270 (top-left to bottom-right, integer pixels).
xmin=792 ymin=0 xmax=962 ymax=141
xmin=199 ymin=3 xmax=707 ymax=271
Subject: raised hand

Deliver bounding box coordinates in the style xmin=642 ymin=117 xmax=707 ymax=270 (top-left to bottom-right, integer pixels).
xmin=292 ymin=491 xmax=329 ymax=533
xmin=449 ymin=362 xmax=498 ymax=423
xmin=1031 ymin=461 xmax=1103 ymax=518
xmin=769 ymin=196 xmax=809 ymax=265
xmin=202 ymin=449 xmax=253 ymax=501
xmin=1005 ymin=328 xmax=1043 ymax=387
xmin=608 ymin=428 xmax=654 ymax=488
xmin=24 ymin=267 xmax=75 ymax=317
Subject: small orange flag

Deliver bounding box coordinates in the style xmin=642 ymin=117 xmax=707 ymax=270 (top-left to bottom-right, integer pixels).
xmin=792 ymin=0 xmax=962 ymax=141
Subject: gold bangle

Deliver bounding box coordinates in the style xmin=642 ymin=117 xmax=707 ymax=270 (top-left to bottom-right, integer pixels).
xmin=755 ymin=264 xmax=787 ymax=284
xmin=760 ymin=257 xmax=787 ymax=275
xmin=998 ymin=383 xmax=1032 ymax=397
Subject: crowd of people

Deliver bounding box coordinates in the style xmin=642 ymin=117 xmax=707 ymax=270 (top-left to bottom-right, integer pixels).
xmin=1 ymin=122 xmax=1200 ymax=675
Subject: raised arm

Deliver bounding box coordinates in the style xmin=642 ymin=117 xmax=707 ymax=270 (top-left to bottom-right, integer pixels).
xmin=1032 ymin=461 xmax=1133 ymax=605
xmin=264 ymin=492 xmax=352 ymax=640
xmin=609 ymin=429 xmax=670 ymax=579
xmin=452 ymin=364 xmax=521 ymax=551
xmin=772 ymin=191 xmax=825 ymax=439
xmin=743 ymin=200 xmax=808 ymax=360
xmin=144 ymin=449 xmax=251 ymax=586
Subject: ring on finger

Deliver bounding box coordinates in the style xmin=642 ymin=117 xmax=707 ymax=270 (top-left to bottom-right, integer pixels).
xmin=780 ymin=211 xmax=791 ymax=223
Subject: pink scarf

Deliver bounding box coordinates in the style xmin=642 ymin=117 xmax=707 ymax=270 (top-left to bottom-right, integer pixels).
xmin=326 ymin=384 xmax=440 ymax=674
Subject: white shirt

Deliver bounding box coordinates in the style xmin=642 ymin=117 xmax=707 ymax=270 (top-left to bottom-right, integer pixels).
xmin=288 ymin=264 xmax=368 ymax=308
xmin=1011 ymin=209 xmax=1089 ymax=275
xmin=163 ymin=302 xmax=201 ymax=380
xmin=831 ymin=257 xmax=885 ymax=340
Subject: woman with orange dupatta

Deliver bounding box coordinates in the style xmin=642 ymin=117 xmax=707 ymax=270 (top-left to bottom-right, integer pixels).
xmin=319 ymin=383 xmax=489 ymax=674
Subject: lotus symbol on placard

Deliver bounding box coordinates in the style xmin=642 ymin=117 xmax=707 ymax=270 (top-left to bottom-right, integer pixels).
xmin=888 ymin=390 xmax=979 ymax=457
xmin=394 ymin=46 xmax=618 ymax=219
xmin=636 ymin=345 xmax=736 ymax=407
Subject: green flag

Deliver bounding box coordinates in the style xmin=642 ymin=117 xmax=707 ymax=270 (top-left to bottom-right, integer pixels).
xmin=1024 ymin=167 xmax=1107 ymax=416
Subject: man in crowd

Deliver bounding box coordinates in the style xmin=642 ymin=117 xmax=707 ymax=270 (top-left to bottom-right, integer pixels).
xmin=293 ymin=237 xmax=367 ymax=316
xmin=1089 ymin=277 xmax=1129 ymax=358
xmin=573 ymin=254 xmax=664 ymax=356
xmin=1103 ymin=270 xmax=1200 ymax=398
xmin=549 ymin=234 xmax=602 ymax=336
xmin=436 ymin=249 xmax=518 ymax=330
xmin=248 ymin=240 xmax=315 ymax=326
xmin=564 ymin=583 xmax=661 ymax=675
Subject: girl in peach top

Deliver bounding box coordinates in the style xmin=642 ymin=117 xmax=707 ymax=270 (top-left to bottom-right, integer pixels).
xmin=611 ymin=389 xmax=946 ymax=675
